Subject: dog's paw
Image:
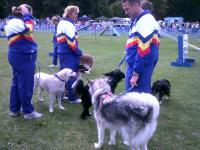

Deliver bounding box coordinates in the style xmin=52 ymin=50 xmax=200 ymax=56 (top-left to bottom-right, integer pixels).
xmin=84 ymin=70 xmax=91 ymax=74
xmin=49 ymin=108 xmax=54 ymax=113
xmin=123 ymin=141 xmax=130 ymax=146
xmin=108 ymin=141 xmax=115 ymax=145
xmin=59 ymin=106 xmax=65 ymax=110
xmin=94 ymin=143 xmax=102 ymax=149
xmin=38 ymin=98 xmax=44 ymax=102
xmin=80 ymin=114 xmax=87 ymax=120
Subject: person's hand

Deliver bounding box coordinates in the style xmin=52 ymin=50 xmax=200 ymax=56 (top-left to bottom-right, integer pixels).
xmin=130 ymin=73 xmax=139 ymax=87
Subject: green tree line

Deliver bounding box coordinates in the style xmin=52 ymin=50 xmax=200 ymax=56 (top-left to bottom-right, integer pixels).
xmin=0 ymin=0 xmax=199 ymax=21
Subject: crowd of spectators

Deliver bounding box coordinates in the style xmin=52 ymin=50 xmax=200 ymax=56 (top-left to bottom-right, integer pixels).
xmin=1 ymin=17 xmax=200 ymax=37
xmin=159 ymin=20 xmax=200 ymax=33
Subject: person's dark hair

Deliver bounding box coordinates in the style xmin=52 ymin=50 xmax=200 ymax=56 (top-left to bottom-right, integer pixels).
xmin=12 ymin=6 xmax=22 ymax=17
xmin=121 ymin=0 xmax=142 ymax=5
xmin=142 ymin=1 xmax=153 ymax=12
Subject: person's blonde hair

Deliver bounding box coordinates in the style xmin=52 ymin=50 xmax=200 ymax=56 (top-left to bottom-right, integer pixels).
xmin=63 ymin=6 xmax=79 ymax=18
xmin=18 ymin=4 xmax=33 ymax=14
xmin=51 ymin=15 xmax=60 ymax=23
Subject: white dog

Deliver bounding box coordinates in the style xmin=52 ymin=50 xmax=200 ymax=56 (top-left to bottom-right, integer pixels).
xmin=88 ymin=78 xmax=160 ymax=150
xmin=34 ymin=68 xmax=76 ymax=112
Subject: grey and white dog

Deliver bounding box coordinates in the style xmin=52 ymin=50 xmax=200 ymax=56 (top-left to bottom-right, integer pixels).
xmin=34 ymin=68 xmax=76 ymax=112
xmin=88 ymin=78 xmax=160 ymax=150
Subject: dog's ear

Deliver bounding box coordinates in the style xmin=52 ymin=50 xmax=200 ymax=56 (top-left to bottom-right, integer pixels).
xmin=103 ymin=71 xmax=113 ymax=76
xmin=87 ymin=79 xmax=94 ymax=86
xmin=166 ymin=80 xmax=171 ymax=87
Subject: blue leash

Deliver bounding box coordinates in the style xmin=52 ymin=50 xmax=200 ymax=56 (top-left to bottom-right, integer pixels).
xmin=117 ymin=54 xmax=126 ymax=69
xmin=117 ymin=86 xmax=134 ymax=97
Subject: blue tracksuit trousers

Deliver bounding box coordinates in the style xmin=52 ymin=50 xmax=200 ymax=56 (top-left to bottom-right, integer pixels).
xmin=125 ymin=63 xmax=156 ymax=93
xmin=59 ymin=53 xmax=80 ymax=101
xmin=52 ymin=41 xmax=58 ymax=66
xmin=8 ymin=52 xmax=37 ymax=114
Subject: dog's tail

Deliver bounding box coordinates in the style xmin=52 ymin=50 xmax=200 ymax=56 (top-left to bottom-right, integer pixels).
xmin=33 ymin=73 xmax=40 ymax=91
xmin=120 ymin=92 xmax=160 ymax=122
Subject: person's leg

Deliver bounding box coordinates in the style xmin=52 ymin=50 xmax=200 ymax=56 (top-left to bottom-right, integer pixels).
xmin=8 ymin=53 xmax=21 ymax=114
xmin=17 ymin=53 xmax=36 ymax=114
xmin=125 ymin=63 xmax=154 ymax=93
xmin=125 ymin=64 xmax=131 ymax=91
xmin=52 ymin=43 xmax=58 ymax=66
xmin=62 ymin=54 xmax=80 ymax=102
xmin=66 ymin=78 xmax=77 ymax=101
xmin=132 ymin=64 xmax=155 ymax=93
xmin=58 ymin=54 xmax=64 ymax=70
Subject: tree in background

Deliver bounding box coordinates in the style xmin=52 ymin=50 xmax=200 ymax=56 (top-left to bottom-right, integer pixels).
xmin=0 ymin=0 xmax=6 ymax=18
xmin=0 ymin=0 xmax=199 ymax=21
xmin=167 ymin=0 xmax=200 ymax=21
xmin=150 ymin=0 xmax=168 ymax=20
xmin=109 ymin=1 xmax=124 ymax=17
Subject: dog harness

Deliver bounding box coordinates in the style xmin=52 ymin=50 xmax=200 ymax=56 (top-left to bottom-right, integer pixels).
xmin=99 ymin=92 xmax=113 ymax=106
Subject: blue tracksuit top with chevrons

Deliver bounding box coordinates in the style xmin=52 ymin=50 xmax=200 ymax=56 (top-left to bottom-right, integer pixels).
xmin=56 ymin=18 xmax=82 ymax=56
xmin=125 ymin=10 xmax=160 ymax=74
xmin=4 ymin=14 xmax=37 ymax=54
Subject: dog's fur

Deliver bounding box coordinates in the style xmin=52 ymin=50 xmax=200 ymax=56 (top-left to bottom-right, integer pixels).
xmin=74 ymin=80 xmax=92 ymax=119
xmin=74 ymin=69 xmax=125 ymax=120
xmin=80 ymin=53 xmax=94 ymax=74
xmin=34 ymin=68 xmax=76 ymax=112
xmin=88 ymin=78 xmax=160 ymax=150
xmin=152 ymin=79 xmax=171 ymax=103
xmin=103 ymin=69 xmax=125 ymax=93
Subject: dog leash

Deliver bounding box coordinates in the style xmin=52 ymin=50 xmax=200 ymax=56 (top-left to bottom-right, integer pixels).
xmin=54 ymin=74 xmax=65 ymax=82
xmin=117 ymin=86 xmax=134 ymax=96
xmin=117 ymin=54 xmax=126 ymax=69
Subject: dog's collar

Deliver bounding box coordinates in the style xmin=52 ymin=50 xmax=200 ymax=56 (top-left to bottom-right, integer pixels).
xmin=54 ymin=74 xmax=65 ymax=82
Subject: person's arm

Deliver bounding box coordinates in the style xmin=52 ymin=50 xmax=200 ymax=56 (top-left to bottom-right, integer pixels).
xmin=20 ymin=6 xmax=35 ymax=33
xmin=63 ymin=22 xmax=82 ymax=56
xmin=130 ymin=71 xmax=139 ymax=87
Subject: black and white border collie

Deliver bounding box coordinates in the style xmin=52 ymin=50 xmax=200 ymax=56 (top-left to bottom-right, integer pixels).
xmin=88 ymin=78 xmax=160 ymax=149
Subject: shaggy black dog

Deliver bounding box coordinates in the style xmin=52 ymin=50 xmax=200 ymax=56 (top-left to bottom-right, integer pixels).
xmin=152 ymin=79 xmax=171 ymax=103
xmin=103 ymin=69 xmax=125 ymax=93
xmin=74 ymin=80 xmax=92 ymax=119
xmin=74 ymin=69 xmax=125 ymax=119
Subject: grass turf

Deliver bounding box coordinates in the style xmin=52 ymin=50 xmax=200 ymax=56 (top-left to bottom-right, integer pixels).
xmin=0 ymin=32 xmax=200 ymax=150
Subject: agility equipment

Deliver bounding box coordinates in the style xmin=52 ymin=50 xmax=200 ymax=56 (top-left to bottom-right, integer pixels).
xmin=99 ymin=25 xmax=120 ymax=36
xmin=171 ymin=34 xmax=195 ymax=67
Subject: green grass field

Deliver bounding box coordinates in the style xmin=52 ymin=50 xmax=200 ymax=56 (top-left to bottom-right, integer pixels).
xmin=0 ymin=32 xmax=200 ymax=150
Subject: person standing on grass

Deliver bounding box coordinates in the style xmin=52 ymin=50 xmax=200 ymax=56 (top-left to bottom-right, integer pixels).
xmin=121 ymin=0 xmax=160 ymax=93
xmin=49 ymin=15 xmax=60 ymax=68
xmin=56 ymin=5 xmax=82 ymax=103
xmin=4 ymin=4 xmax=42 ymax=119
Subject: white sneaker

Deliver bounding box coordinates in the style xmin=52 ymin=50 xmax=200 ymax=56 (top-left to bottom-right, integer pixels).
xmin=24 ymin=111 xmax=42 ymax=120
xmin=69 ymin=99 xmax=82 ymax=104
xmin=62 ymin=96 xmax=68 ymax=100
xmin=49 ymin=64 xmax=58 ymax=68
xmin=9 ymin=111 xmax=21 ymax=117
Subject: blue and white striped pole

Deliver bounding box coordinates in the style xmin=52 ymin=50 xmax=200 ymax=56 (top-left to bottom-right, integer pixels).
xmin=171 ymin=33 xmax=195 ymax=67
